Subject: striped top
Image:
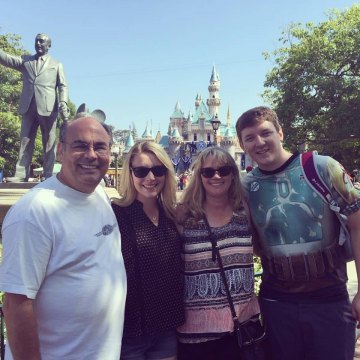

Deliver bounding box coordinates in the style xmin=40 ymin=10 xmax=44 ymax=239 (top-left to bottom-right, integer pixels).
xmin=177 ymin=212 xmax=260 ymax=343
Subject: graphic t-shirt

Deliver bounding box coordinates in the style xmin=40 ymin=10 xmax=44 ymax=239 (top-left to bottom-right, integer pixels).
xmin=242 ymin=153 xmax=360 ymax=297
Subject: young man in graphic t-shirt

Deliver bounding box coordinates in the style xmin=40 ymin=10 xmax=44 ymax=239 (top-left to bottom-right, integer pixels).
xmin=236 ymin=106 xmax=360 ymax=360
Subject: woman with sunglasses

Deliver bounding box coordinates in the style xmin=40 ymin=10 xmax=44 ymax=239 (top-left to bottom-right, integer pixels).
xmin=176 ymin=147 xmax=261 ymax=360
xmin=112 ymin=141 xmax=185 ymax=360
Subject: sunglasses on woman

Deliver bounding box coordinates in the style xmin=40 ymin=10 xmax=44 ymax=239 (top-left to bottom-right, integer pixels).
xmin=200 ymin=165 xmax=233 ymax=178
xmin=131 ymin=165 xmax=167 ymax=178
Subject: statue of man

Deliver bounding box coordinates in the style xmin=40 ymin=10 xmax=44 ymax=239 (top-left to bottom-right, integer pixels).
xmin=0 ymin=33 xmax=68 ymax=181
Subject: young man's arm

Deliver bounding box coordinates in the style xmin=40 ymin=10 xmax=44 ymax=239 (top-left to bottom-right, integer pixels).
xmin=3 ymin=293 xmax=41 ymax=360
xmin=348 ymin=210 xmax=360 ymax=325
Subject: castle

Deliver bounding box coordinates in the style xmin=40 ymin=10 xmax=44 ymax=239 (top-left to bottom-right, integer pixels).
xmin=122 ymin=66 xmax=254 ymax=173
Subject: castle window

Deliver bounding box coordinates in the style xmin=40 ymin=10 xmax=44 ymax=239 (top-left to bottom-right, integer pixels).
xmin=207 ymin=133 xmax=211 ymax=142
xmin=193 ymin=133 xmax=197 ymax=141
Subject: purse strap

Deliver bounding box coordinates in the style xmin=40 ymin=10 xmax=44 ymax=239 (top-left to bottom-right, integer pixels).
xmin=203 ymin=216 xmax=243 ymax=345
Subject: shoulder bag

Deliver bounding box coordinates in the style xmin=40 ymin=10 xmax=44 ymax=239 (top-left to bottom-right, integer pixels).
xmin=203 ymin=216 xmax=271 ymax=360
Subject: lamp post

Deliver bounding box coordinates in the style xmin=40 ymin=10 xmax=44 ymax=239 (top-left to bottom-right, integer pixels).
xmin=111 ymin=144 xmax=120 ymax=190
xmin=210 ymin=115 xmax=221 ymax=146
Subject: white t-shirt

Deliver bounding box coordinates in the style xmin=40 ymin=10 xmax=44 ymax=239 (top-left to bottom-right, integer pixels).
xmin=0 ymin=176 xmax=127 ymax=360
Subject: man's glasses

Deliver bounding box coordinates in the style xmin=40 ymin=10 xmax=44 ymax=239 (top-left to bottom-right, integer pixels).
xmin=200 ymin=166 xmax=233 ymax=178
xmin=131 ymin=166 xmax=167 ymax=178
xmin=62 ymin=141 xmax=110 ymax=156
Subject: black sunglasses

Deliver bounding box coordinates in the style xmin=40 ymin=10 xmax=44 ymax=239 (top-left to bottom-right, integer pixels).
xmin=200 ymin=166 xmax=233 ymax=178
xmin=131 ymin=166 xmax=167 ymax=178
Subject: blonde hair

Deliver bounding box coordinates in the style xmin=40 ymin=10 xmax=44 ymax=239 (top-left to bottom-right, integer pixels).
xmin=113 ymin=141 xmax=177 ymax=220
xmin=180 ymin=147 xmax=243 ymax=222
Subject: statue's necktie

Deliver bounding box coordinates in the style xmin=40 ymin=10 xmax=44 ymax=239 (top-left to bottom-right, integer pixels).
xmin=36 ymin=57 xmax=42 ymax=74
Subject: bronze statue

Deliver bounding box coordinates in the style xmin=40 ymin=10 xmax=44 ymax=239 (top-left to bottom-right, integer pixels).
xmin=0 ymin=33 xmax=68 ymax=181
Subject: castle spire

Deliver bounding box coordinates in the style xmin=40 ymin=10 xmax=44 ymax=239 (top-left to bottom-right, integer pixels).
xmin=207 ymin=65 xmax=221 ymax=117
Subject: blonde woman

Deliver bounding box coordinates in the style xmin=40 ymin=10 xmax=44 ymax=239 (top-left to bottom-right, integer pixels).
xmin=112 ymin=141 xmax=184 ymax=360
xmin=176 ymin=147 xmax=261 ymax=360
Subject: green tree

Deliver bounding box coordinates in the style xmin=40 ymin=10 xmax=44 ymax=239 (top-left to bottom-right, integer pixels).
xmin=0 ymin=112 xmax=21 ymax=175
xmin=263 ymin=5 xmax=360 ymax=171
xmin=0 ymin=33 xmax=24 ymax=113
xmin=0 ymin=156 xmax=5 ymax=169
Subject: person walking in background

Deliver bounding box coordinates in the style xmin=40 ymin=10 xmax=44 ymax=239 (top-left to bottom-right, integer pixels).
xmin=112 ymin=141 xmax=184 ymax=360
xmin=236 ymin=106 xmax=360 ymax=360
xmin=176 ymin=147 xmax=262 ymax=360
xmin=0 ymin=33 xmax=68 ymax=181
xmin=0 ymin=115 xmax=127 ymax=359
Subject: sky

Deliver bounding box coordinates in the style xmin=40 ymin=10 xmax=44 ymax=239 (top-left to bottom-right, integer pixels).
xmin=0 ymin=0 xmax=357 ymax=136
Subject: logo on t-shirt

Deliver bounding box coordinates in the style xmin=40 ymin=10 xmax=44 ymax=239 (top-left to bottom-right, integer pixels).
xmin=94 ymin=223 xmax=117 ymax=237
xmin=250 ymin=181 xmax=259 ymax=192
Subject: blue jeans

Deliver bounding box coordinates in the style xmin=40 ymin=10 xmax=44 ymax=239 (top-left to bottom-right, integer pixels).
xmin=260 ymin=296 xmax=356 ymax=360
xmin=120 ymin=330 xmax=177 ymax=360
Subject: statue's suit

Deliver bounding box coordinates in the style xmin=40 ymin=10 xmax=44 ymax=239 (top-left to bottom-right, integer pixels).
xmin=0 ymin=50 xmax=68 ymax=180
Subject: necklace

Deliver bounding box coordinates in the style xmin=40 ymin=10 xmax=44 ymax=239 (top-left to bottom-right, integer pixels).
xmin=151 ymin=214 xmax=159 ymax=226
xmin=146 ymin=211 xmax=158 ymax=225
xmin=144 ymin=206 xmax=159 ymax=225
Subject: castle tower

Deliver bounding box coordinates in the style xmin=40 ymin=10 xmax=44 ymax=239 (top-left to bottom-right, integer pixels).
xmin=140 ymin=122 xmax=154 ymax=141
xmin=123 ymin=131 xmax=135 ymax=155
xmin=206 ymin=65 xmax=221 ymax=117
xmin=170 ymin=101 xmax=185 ymax=136
xmin=195 ymin=93 xmax=202 ymax=111
xmin=220 ymin=126 xmax=236 ymax=159
xmin=168 ymin=126 xmax=183 ymax=160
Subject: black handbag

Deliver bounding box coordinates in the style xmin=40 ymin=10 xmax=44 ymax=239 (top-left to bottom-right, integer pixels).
xmin=204 ymin=216 xmax=271 ymax=360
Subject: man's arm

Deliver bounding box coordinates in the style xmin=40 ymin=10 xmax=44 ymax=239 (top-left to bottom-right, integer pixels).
xmin=0 ymin=49 xmax=22 ymax=69
xmin=56 ymin=62 xmax=68 ymax=104
xmin=56 ymin=62 xmax=69 ymax=120
xmin=348 ymin=210 xmax=360 ymax=324
xmin=3 ymin=293 xmax=41 ymax=360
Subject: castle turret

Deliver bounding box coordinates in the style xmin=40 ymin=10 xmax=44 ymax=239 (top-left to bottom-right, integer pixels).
xmin=220 ymin=126 xmax=235 ymax=159
xmin=155 ymin=130 xmax=162 ymax=143
xmin=206 ymin=65 xmax=221 ymax=117
xmin=170 ymin=101 xmax=186 ymax=136
xmin=141 ymin=123 xmax=154 ymax=141
xmin=123 ymin=131 xmax=135 ymax=154
xmin=168 ymin=126 xmax=183 ymax=159
xmin=195 ymin=93 xmax=202 ymax=111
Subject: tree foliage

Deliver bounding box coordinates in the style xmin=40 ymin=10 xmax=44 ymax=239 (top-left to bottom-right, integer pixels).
xmin=263 ymin=5 xmax=360 ymax=171
xmin=0 ymin=112 xmax=21 ymax=175
xmin=0 ymin=33 xmax=24 ymax=114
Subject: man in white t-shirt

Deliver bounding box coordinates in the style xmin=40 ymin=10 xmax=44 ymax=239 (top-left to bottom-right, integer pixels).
xmin=0 ymin=116 xmax=127 ymax=360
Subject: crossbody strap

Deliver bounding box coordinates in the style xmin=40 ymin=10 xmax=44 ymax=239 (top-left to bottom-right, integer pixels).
xmin=203 ymin=216 xmax=243 ymax=345
xmin=301 ymin=151 xmax=339 ymax=210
